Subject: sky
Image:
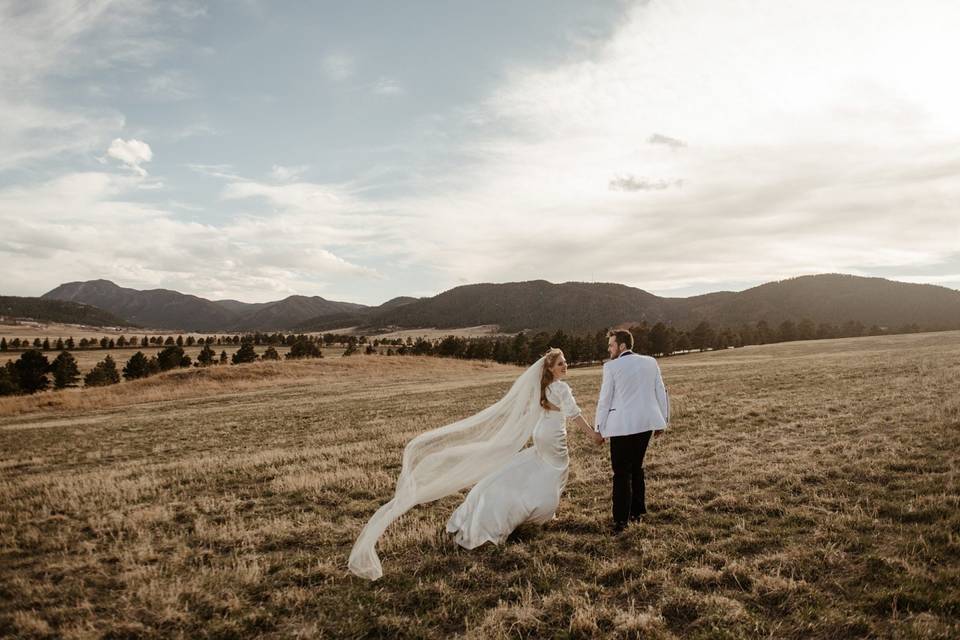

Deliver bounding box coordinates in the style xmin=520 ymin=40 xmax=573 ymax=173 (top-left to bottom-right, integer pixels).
xmin=1 ymin=0 xmax=959 ymax=305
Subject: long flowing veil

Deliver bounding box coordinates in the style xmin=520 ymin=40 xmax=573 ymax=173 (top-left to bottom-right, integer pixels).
xmin=348 ymin=355 xmax=546 ymax=580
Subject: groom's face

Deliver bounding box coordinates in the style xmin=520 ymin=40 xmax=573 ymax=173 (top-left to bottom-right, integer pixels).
xmin=607 ymin=336 xmax=625 ymax=359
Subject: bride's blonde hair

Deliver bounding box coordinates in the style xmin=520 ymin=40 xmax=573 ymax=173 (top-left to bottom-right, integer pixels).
xmin=540 ymin=348 xmax=564 ymax=409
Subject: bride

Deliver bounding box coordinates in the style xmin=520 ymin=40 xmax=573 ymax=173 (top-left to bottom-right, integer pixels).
xmin=349 ymin=348 xmax=602 ymax=580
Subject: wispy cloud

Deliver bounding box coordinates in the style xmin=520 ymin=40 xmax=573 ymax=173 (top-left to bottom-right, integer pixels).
xmin=372 ymin=78 xmax=403 ymax=96
xmin=107 ymin=138 xmax=153 ymax=176
xmin=608 ymin=175 xmax=683 ymax=192
xmin=0 ymin=171 xmax=380 ymax=301
xmin=321 ymin=53 xmax=354 ymax=81
xmin=143 ymin=70 xmax=195 ymax=101
xmin=269 ymin=164 xmax=309 ymax=182
xmin=647 ymin=133 xmax=686 ymax=149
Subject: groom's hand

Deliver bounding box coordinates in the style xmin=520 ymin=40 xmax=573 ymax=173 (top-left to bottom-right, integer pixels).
xmin=591 ymin=431 xmax=605 ymax=445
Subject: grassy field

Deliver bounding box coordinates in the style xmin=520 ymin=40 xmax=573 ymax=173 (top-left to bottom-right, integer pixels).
xmin=1 ymin=332 xmax=958 ymax=638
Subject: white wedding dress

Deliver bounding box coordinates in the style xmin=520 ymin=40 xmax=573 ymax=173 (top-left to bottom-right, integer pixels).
xmin=349 ymin=355 xmax=575 ymax=580
xmin=446 ymin=380 xmax=582 ymax=548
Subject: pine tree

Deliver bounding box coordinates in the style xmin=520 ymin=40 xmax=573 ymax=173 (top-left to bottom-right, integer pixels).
xmin=0 ymin=338 xmax=6 ymax=351
xmin=84 ymin=356 xmax=121 ymax=387
xmin=778 ymin=320 xmax=797 ymax=343
xmin=42 ymin=338 xmax=50 ymax=350
xmin=649 ymin=322 xmax=673 ymax=357
xmin=232 ymin=342 xmax=258 ymax=364
xmin=55 ymin=338 xmax=64 ymax=350
xmin=65 ymin=337 xmax=75 ymax=349
xmin=157 ymin=345 xmax=188 ymax=371
xmin=14 ymin=349 xmax=51 ymax=393
xmin=197 ymin=344 xmax=216 ymax=366
xmin=286 ymin=338 xmax=321 ymax=359
xmin=691 ymin=321 xmax=715 ymax=352
xmin=123 ymin=352 xmax=152 ymax=380
xmin=50 ymin=351 xmax=81 ymax=389
xmin=262 ymin=346 xmax=280 ymax=360
xmin=0 ymin=361 xmax=20 ymax=396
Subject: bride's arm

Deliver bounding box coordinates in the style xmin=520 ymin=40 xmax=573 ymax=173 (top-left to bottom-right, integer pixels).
xmin=571 ymin=414 xmax=604 ymax=445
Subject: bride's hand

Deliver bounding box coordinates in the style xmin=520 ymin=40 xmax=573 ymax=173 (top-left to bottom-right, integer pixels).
xmin=591 ymin=431 xmax=605 ymax=445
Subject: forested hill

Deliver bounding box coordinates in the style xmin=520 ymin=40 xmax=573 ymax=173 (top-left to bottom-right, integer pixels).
xmin=28 ymin=273 xmax=960 ymax=333
xmin=0 ymin=296 xmax=134 ymax=328
xmin=339 ymin=274 xmax=960 ymax=333
xmin=362 ymin=281 xmax=675 ymax=332
xmin=41 ymin=280 xmax=369 ymax=331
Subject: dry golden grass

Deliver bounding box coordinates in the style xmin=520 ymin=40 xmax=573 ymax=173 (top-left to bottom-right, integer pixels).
xmin=1 ymin=332 xmax=958 ymax=638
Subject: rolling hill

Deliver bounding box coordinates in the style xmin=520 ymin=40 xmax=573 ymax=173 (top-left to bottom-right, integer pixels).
xmin=41 ymin=280 xmax=371 ymax=332
xmin=33 ymin=274 xmax=960 ymax=334
xmin=302 ymin=274 xmax=960 ymax=333
xmin=0 ymin=296 xmax=135 ymax=328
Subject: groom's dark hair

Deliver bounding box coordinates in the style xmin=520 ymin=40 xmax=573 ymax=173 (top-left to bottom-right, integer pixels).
xmin=608 ymin=329 xmax=633 ymax=350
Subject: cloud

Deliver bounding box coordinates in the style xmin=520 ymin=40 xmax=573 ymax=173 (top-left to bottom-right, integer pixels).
xmin=107 ymin=138 xmax=153 ymax=176
xmin=269 ymin=164 xmax=309 ymax=182
xmin=375 ymin=0 xmax=960 ymax=294
xmin=647 ymin=133 xmax=686 ymax=149
xmin=0 ymin=1 xmax=178 ymax=171
xmin=321 ymin=53 xmax=354 ymax=81
xmin=0 ymin=172 xmax=381 ymax=301
xmin=608 ymin=175 xmax=683 ymax=191
xmin=143 ymin=71 xmax=195 ymax=101
xmin=372 ymin=78 xmax=403 ymax=96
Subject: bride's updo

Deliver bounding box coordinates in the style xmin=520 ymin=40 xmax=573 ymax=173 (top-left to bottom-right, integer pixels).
xmin=539 ymin=348 xmax=564 ymax=409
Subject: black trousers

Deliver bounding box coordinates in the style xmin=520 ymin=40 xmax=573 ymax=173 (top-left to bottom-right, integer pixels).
xmin=609 ymin=430 xmax=653 ymax=525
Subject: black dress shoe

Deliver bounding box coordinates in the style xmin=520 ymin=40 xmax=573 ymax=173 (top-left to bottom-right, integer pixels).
xmin=612 ymin=521 xmax=627 ymax=534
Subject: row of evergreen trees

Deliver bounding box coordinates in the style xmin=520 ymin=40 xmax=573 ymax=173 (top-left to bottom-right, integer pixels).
xmin=364 ymin=318 xmax=929 ymax=365
xmin=0 ymin=318 xmax=933 ymax=396
xmin=0 ymin=336 xmax=324 ymax=396
xmin=0 ymin=332 xmax=346 ymax=352
xmin=0 ymin=318 xmax=927 ymax=355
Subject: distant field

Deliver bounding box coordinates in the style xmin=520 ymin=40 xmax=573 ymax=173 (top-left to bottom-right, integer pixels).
xmin=0 ymin=321 xmax=191 ymax=340
xmin=327 ymin=324 xmax=506 ymax=340
xmin=1 ymin=333 xmax=958 ymax=638
xmin=0 ymin=320 xmax=504 ymax=343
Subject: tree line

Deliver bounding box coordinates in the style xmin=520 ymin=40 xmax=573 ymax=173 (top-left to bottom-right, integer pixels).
xmin=0 ymin=319 xmax=932 ymax=397
xmin=0 ymin=335 xmax=325 ymax=397
xmin=0 ymin=332 xmax=364 ymax=352
xmin=363 ymin=318 xmax=928 ymax=365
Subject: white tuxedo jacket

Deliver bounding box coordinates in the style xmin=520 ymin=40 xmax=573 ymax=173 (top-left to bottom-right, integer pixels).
xmin=594 ymin=351 xmax=670 ymax=437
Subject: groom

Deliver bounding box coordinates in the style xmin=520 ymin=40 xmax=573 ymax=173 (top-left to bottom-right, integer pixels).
xmin=595 ymin=329 xmax=670 ymax=533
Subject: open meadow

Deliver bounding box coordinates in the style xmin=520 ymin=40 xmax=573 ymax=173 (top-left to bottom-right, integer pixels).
xmin=1 ymin=332 xmax=958 ymax=638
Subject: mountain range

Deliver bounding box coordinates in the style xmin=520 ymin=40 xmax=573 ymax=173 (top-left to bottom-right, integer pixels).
xmin=24 ymin=274 xmax=960 ymax=334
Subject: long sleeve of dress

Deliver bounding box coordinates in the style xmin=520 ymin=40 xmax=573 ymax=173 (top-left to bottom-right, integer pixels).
xmin=557 ymin=382 xmax=582 ymax=419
